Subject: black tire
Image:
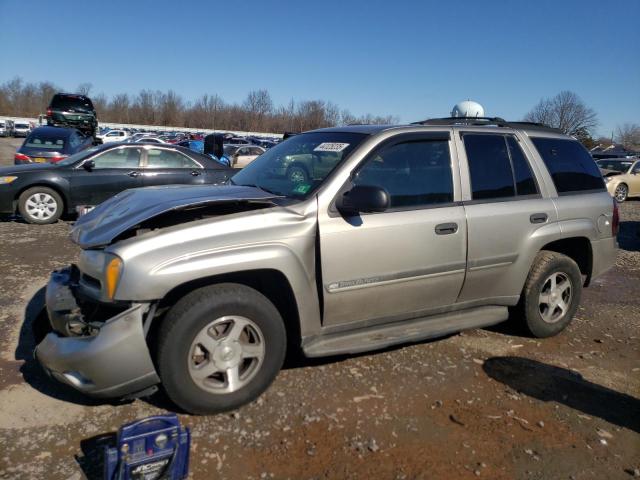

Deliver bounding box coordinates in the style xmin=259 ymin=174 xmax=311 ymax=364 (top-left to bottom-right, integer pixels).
xmin=287 ymin=164 xmax=309 ymax=184
xmin=156 ymin=283 xmax=287 ymax=414
xmin=18 ymin=186 xmax=64 ymax=224
xmin=516 ymin=251 xmax=582 ymax=338
xmin=614 ymin=183 xmax=628 ymax=203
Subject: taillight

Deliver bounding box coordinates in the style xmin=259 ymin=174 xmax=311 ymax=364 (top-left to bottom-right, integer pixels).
xmin=50 ymin=155 xmax=66 ymax=163
xmin=612 ymin=198 xmax=620 ymax=237
xmin=14 ymin=153 xmax=30 ymax=162
xmin=46 ymin=108 xmax=52 ymax=117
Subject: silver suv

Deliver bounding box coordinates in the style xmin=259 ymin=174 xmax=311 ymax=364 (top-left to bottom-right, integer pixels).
xmin=36 ymin=118 xmax=618 ymax=414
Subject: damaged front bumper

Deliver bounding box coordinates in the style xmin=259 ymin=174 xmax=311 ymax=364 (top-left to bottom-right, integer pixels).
xmin=35 ymin=267 xmax=160 ymax=399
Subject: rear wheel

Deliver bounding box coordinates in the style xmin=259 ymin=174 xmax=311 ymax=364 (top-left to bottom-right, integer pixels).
xmin=157 ymin=283 xmax=286 ymax=414
xmin=614 ymin=183 xmax=628 ymax=202
xmin=287 ymin=165 xmax=309 ymax=184
xmin=517 ymin=251 xmax=582 ymax=338
xmin=18 ymin=187 xmax=64 ymax=224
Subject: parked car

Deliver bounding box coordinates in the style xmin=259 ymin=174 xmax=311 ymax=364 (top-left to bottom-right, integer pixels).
xmin=0 ymin=119 xmax=14 ymax=137
xmin=0 ymin=142 xmax=236 ymax=224
xmin=14 ymin=126 xmax=93 ymax=164
xmin=598 ymin=157 xmax=640 ymax=202
xmin=224 ymin=145 xmax=265 ymax=168
xmin=47 ymin=93 xmax=98 ymax=139
xmin=33 ymin=118 xmax=617 ymax=414
xmin=13 ymin=122 xmax=31 ymax=137
xmin=98 ymin=129 xmax=130 ymax=143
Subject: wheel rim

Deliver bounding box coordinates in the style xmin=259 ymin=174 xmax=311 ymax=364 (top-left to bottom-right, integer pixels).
xmin=25 ymin=192 xmax=57 ymax=220
xmin=289 ymin=168 xmax=306 ymax=183
xmin=615 ymin=185 xmax=627 ymax=202
xmin=538 ymin=272 xmax=572 ymax=324
xmin=187 ymin=315 xmax=265 ymax=394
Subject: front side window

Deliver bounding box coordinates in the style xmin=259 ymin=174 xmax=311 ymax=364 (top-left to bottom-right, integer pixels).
xmin=531 ymin=137 xmax=605 ymax=194
xmin=464 ymin=134 xmax=515 ymax=200
xmin=354 ymin=139 xmax=453 ymax=208
xmin=146 ymin=149 xmax=199 ymax=168
xmin=92 ymin=147 xmax=142 ymax=169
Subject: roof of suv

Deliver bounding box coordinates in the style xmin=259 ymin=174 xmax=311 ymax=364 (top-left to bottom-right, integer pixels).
xmin=311 ymin=118 xmax=565 ymax=137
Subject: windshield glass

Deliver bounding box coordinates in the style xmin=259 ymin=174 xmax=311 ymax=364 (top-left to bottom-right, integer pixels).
xmin=16 ymin=123 xmax=30 ymax=129
xmin=597 ymin=160 xmax=633 ymax=173
xmin=57 ymin=146 xmax=102 ymax=165
xmin=231 ymin=132 xmax=368 ymax=198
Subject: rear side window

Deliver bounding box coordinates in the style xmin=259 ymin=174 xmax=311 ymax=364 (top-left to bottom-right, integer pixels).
xmin=354 ymin=139 xmax=453 ymax=208
xmin=531 ymin=137 xmax=605 ymax=194
xmin=464 ymin=134 xmax=515 ymax=199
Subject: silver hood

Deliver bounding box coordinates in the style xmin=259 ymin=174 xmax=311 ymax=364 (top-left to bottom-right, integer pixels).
xmin=71 ymin=184 xmax=280 ymax=248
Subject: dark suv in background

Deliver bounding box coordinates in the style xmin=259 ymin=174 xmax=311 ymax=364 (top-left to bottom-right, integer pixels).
xmin=47 ymin=93 xmax=98 ymax=139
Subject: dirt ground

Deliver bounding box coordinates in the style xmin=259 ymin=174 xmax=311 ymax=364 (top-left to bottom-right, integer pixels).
xmin=0 ymin=137 xmax=638 ymax=479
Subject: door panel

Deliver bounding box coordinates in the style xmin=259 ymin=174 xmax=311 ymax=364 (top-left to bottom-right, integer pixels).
xmin=318 ymin=135 xmax=466 ymax=327
xmin=70 ymin=147 xmax=143 ymax=206
xmin=319 ymin=207 xmax=467 ymax=326
xmin=143 ymin=148 xmax=205 ymax=186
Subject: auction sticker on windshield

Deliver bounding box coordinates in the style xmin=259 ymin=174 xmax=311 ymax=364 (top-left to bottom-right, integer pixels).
xmin=314 ymin=143 xmax=350 ymax=152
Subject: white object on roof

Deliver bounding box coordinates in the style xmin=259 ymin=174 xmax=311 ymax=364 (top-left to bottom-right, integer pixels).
xmin=451 ymin=100 xmax=485 ymax=118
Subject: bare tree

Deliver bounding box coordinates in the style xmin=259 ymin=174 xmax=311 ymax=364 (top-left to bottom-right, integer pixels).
xmin=524 ymin=91 xmax=598 ymax=136
xmin=76 ymin=83 xmax=93 ymax=96
xmin=615 ymin=123 xmax=640 ymax=150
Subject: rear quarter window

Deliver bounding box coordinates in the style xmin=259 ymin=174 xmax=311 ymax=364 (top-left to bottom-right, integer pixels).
xmin=531 ymin=137 xmax=605 ymax=194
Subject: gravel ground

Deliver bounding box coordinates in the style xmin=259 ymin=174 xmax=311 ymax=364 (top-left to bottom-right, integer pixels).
xmin=0 ymin=137 xmax=638 ymax=479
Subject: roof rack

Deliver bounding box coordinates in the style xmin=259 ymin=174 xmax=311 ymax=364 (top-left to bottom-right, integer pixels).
xmin=411 ymin=117 xmax=561 ymax=133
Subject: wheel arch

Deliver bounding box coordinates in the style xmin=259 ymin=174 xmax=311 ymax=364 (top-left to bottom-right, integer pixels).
xmin=539 ymin=237 xmax=593 ymax=286
xmin=14 ymin=182 xmax=70 ymax=214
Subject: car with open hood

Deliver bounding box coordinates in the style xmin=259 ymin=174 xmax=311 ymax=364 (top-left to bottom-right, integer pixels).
xmin=0 ymin=142 xmax=235 ymax=224
xmin=35 ymin=118 xmax=617 ymax=414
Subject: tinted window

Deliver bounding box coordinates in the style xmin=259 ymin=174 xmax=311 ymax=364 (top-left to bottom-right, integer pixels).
xmin=464 ymin=134 xmax=515 ymax=200
xmin=507 ymin=136 xmax=538 ymax=196
xmin=50 ymin=94 xmax=94 ymax=112
xmin=146 ymin=149 xmax=199 ymax=168
xmin=354 ymin=140 xmax=453 ymax=208
xmin=532 ymin=138 xmax=605 ymax=193
xmin=93 ymin=148 xmax=141 ymax=169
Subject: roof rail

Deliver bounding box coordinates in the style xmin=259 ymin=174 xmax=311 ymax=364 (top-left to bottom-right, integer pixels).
xmin=411 ymin=117 xmax=562 ymax=133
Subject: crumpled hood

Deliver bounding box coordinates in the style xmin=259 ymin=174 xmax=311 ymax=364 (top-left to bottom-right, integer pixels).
xmin=71 ymin=184 xmax=279 ymax=248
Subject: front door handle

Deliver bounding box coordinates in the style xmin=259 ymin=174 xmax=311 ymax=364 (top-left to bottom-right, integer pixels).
xmin=191 ymin=170 xmax=201 ymax=176
xmin=127 ymin=171 xmax=140 ymax=178
xmin=435 ymin=223 xmax=458 ymax=235
xmin=530 ymin=213 xmax=548 ymax=224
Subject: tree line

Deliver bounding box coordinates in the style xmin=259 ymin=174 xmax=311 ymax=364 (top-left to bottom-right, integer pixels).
xmin=0 ymin=77 xmax=397 ymax=133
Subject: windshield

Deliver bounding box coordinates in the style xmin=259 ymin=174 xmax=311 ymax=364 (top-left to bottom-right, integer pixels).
xmin=597 ymin=160 xmax=633 ymax=173
xmin=231 ymin=132 xmax=368 ymax=198
xmin=223 ymin=145 xmax=239 ymax=157
xmin=16 ymin=123 xmax=30 ymax=129
xmin=57 ymin=146 xmax=102 ymax=165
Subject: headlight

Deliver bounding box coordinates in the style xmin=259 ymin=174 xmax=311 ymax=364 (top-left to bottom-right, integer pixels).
xmin=105 ymin=255 xmax=123 ymax=300
xmin=0 ymin=176 xmax=17 ymax=184
xmin=604 ymin=177 xmax=611 ymax=183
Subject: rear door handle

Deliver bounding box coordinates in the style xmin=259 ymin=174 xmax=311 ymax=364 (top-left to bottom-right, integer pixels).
xmin=127 ymin=171 xmax=140 ymax=178
xmin=530 ymin=213 xmax=548 ymax=224
xmin=435 ymin=223 xmax=458 ymax=235
xmin=191 ymin=170 xmax=201 ymax=176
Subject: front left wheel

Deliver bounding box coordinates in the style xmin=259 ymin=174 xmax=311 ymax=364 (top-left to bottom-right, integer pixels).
xmin=156 ymin=283 xmax=287 ymax=415
xmin=18 ymin=187 xmax=64 ymax=224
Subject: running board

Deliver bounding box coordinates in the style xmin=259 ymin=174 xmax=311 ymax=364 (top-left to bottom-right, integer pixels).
xmin=302 ymin=306 xmax=508 ymax=358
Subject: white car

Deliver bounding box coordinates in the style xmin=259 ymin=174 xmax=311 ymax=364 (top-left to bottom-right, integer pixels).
xmin=134 ymin=137 xmax=167 ymax=144
xmin=225 ymin=145 xmax=265 ymax=168
xmin=98 ymin=129 xmax=130 ymax=143
xmin=13 ymin=122 xmax=31 ymax=138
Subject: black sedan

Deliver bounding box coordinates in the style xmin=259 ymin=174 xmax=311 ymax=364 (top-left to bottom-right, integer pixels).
xmin=0 ymin=142 xmax=236 ymax=224
xmin=14 ymin=126 xmax=94 ymax=164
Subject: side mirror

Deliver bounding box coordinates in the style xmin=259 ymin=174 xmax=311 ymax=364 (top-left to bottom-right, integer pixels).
xmin=337 ymin=185 xmax=390 ymax=216
xmin=83 ymin=160 xmax=95 ymax=171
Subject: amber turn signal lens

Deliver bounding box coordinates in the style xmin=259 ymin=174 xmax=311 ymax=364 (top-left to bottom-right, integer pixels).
xmin=105 ymin=257 xmax=123 ymax=300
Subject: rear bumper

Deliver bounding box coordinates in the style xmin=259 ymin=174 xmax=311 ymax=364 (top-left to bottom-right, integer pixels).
xmin=35 ymin=267 xmax=160 ymax=399
xmin=590 ymin=236 xmax=618 ymax=281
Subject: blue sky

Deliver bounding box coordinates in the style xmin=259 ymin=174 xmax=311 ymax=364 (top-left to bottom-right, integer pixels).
xmin=1 ymin=0 xmax=638 ymax=136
